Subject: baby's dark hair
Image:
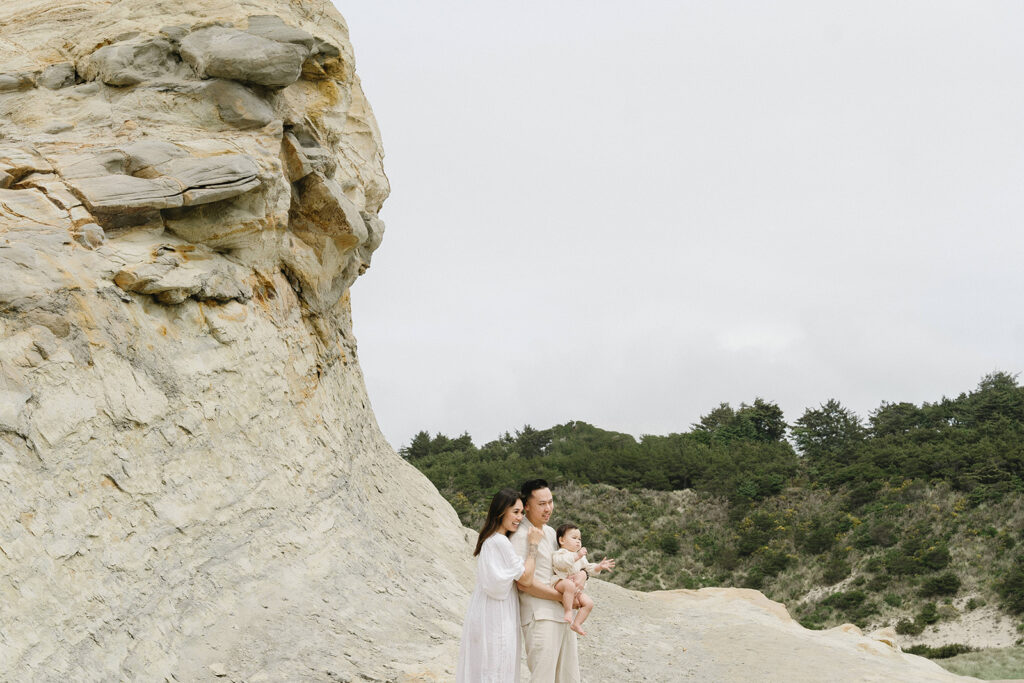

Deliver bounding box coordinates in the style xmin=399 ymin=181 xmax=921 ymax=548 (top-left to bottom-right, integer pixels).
xmin=556 ymin=523 xmax=579 ymax=543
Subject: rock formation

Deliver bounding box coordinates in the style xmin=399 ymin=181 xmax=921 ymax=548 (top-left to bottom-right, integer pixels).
xmin=0 ymin=1 xmax=991 ymax=680
xmin=0 ymin=2 xmax=471 ymax=679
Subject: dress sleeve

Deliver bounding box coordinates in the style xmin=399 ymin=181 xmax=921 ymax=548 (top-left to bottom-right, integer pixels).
xmin=509 ymin=527 xmax=527 ymax=559
xmin=478 ymin=535 xmax=525 ymax=600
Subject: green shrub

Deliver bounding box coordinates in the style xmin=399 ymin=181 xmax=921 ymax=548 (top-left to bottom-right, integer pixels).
xmin=967 ymin=485 xmax=1003 ymax=507
xmin=865 ymin=556 xmax=885 ymax=573
xmin=798 ymin=519 xmax=837 ymax=555
xmin=743 ymin=566 xmax=765 ymax=589
xmin=895 ymin=618 xmax=924 ymax=635
xmin=866 ymin=575 xmax=889 ymax=592
xmin=921 ymin=543 xmax=952 ymax=571
xmin=823 ymin=590 xmax=867 ymax=610
xmin=918 ymin=602 xmax=940 ymax=625
xmin=823 ymin=554 xmax=851 ymax=584
xmin=883 ymin=593 xmax=902 ymax=607
xmin=758 ymin=547 xmax=792 ymax=577
xmin=678 ymin=572 xmax=699 ymax=589
xmin=714 ymin=545 xmax=739 ymax=571
xmin=798 ymin=604 xmax=831 ymax=630
xmin=869 ymin=521 xmax=899 ymax=548
xmin=845 ymin=481 xmax=882 ymax=510
xmin=884 ymin=548 xmax=921 ymax=576
xmin=656 ymin=532 xmax=681 ymax=556
xmin=920 ymin=572 xmax=961 ymax=597
xmin=737 ymin=512 xmax=780 ymax=556
xmin=883 ymin=538 xmax=951 ymax=576
xmin=903 ymin=644 xmax=973 ymax=659
xmin=997 ymin=556 xmax=1024 ymax=614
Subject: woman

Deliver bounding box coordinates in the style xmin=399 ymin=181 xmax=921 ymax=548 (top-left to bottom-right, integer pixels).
xmin=456 ymin=488 xmax=544 ymax=683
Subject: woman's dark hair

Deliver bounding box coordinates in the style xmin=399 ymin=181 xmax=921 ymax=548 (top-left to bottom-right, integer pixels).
xmin=556 ymin=523 xmax=579 ymax=543
xmin=474 ymin=488 xmax=522 ymax=557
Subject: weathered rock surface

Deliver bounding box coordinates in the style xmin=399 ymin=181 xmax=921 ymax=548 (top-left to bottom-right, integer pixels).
xmin=66 ymin=152 xmax=262 ymax=213
xmin=36 ymin=63 xmax=76 ymax=90
xmin=82 ymin=37 xmax=183 ymax=86
xmin=575 ymin=584 xmax=985 ymax=682
xmin=0 ymin=1 xmax=995 ymax=682
xmin=180 ymin=26 xmax=309 ymax=88
xmin=203 ymin=78 xmax=276 ymax=129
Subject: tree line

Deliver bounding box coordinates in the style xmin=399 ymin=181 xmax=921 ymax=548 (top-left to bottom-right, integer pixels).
xmin=401 ymin=371 xmax=1024 ymax=507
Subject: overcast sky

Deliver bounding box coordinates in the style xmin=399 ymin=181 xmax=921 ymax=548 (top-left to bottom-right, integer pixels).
xmin=334 ymin=1 xmax=1024 ymax=451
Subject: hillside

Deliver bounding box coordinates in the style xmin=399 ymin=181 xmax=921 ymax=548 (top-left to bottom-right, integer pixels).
xmin=404 ymin=374 xmax=1024 ymax=659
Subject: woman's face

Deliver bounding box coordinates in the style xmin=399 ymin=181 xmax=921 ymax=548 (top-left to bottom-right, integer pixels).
xmin=501 ymin=499 xmax=525 ymax=534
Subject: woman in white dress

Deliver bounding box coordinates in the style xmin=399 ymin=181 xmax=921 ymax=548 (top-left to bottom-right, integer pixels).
xmin=457 ymin=488 xmax=543 ymax=683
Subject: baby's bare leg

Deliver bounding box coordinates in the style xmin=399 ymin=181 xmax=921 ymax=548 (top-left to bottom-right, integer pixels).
xmin=554 ymin=579 xmax=575 ymax=623
xmin=569 ymin=593 xmax=594 ymax=636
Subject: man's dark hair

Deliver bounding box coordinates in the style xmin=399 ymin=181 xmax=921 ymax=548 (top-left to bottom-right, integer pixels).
xmin=520 ymin=479 xmax=550 ymax=503
xmin=556 ymin=523 xmax=579 ymax=543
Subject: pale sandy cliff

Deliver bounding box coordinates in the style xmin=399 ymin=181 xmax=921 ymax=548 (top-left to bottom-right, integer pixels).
xmin=0 ymin=2 xmax=996 ymax=681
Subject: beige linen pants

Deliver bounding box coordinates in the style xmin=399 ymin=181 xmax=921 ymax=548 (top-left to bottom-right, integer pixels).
xmin=522 ymin=617 xmax=580 ymax=683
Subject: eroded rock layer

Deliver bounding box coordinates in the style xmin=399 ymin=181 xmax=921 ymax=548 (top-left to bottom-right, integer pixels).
xmin=0 ymin=2 xmax=980 ymax=681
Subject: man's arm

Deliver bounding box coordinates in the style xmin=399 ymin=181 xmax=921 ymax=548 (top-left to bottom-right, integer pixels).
xmin=516 ymin=578 xmax=561 ymax=601
xmin=517 ymin=570 xmax=587 ymax=600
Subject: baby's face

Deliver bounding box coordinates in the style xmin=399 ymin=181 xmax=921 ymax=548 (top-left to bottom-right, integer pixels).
xmin=559 ymin=528 xmax=582 ymax=552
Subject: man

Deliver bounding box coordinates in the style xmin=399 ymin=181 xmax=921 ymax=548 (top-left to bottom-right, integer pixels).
xmin=510 ymin=479 xmax=586 ymax=682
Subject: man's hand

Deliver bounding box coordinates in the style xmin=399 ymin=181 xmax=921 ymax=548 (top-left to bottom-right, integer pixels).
xmin=596 ymin=557 xmax=616 ymax=573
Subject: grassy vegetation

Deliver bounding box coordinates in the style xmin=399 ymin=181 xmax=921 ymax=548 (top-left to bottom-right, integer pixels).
xmin=938 ymin=645 xmax=1024 ymax=679
xmin=404 ymin=372 xmax=1024 ymax=639
xmin=448 ymin=480 xmax=1024 ymax=636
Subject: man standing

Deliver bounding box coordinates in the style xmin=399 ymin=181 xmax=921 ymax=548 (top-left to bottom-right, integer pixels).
xmin=510 ymin=479 xmax=585 ymax=682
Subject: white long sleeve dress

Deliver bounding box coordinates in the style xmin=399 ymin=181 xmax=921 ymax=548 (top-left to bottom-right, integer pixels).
xmin=456 ymin=533 xmax=525 ymax=683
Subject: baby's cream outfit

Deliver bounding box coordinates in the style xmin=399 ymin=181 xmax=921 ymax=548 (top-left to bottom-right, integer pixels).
xmin=550 ymin=548 xmax=599 ymax=585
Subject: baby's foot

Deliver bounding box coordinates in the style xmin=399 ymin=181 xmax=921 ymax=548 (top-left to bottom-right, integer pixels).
xmin=563 ymin=610 xmax=574 ymax=623
xmin=570 ymin=622 xmax=587 ymax=636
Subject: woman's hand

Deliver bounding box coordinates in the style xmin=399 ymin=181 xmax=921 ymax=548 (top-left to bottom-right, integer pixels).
xmin=527 ymin=525 xmax=543 ymax=546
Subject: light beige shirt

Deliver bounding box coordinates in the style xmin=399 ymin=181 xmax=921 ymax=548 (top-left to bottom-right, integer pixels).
xmin=510 ymin=517 xmax=562 ymax=623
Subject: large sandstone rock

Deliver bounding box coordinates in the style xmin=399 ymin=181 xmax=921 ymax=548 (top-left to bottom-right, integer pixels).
xmin=0 ymin=2 xmax=447 ymax=681
xmin=0 ymin=1 xmax=991 ymax=681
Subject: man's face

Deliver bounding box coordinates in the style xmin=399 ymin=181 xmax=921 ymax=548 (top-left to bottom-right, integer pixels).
xmin=524 ymin=487 xmax=553 ymax=526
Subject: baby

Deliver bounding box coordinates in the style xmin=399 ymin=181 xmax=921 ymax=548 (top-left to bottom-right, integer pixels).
xmin=551 ymin=523 xmax=615 ymax=636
